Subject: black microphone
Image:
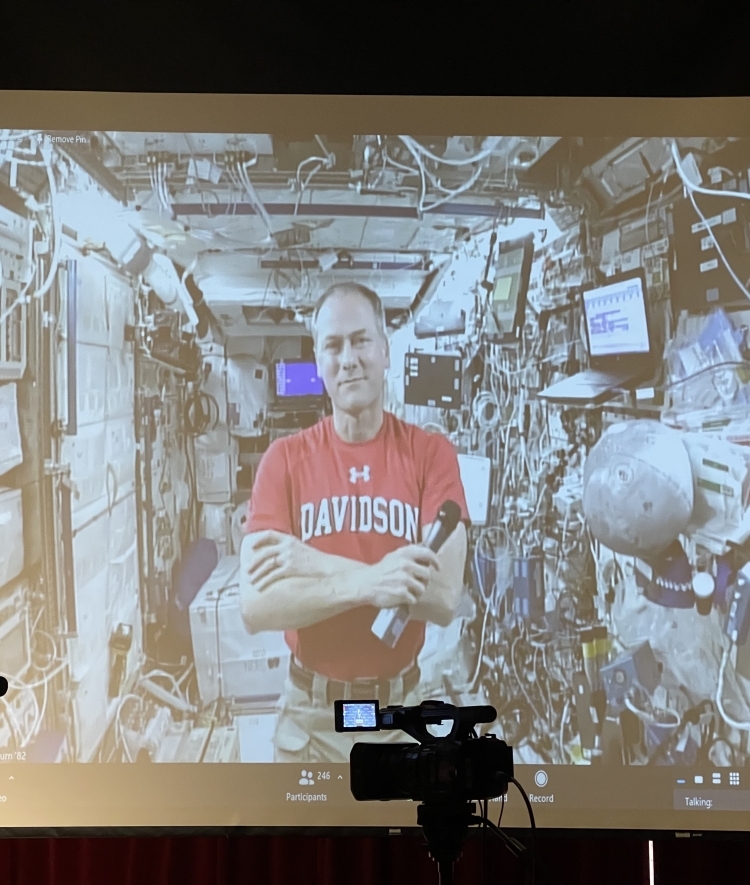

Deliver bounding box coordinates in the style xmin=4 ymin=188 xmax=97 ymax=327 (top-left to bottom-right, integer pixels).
xmin=371 ymin=500 xmax=462 ymax=648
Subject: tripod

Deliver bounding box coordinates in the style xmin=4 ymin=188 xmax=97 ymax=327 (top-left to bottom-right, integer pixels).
xmin=417 ymin=799 xmax=534 ymax=885
xmin=417 ymin=802 xmax=476 ymax=885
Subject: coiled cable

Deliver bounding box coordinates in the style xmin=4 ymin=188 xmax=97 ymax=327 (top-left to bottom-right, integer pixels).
xmin=184 ymin=390 xmax=220 ymax=436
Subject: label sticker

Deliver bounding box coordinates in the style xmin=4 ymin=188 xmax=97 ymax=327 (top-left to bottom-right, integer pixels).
xmin=698 ymin=478 xmax=734 ymax=497
xmin=703 ymin=458 xmax=729 ymax=472
xmin=701 ymin=418 xmax=730 ymax=430
xmin=692 ymin=214 xmax=723 ymax=234
xmin=635 ymin=558 xmax=654 ymax=581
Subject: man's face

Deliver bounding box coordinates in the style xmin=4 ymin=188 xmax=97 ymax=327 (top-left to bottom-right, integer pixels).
xmin=314 ymin=292 xmax=390 ymax=415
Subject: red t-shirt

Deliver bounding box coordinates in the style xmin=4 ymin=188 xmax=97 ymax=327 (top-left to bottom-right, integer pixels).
xmin=245 ymin=412 xmax=469 ymax=680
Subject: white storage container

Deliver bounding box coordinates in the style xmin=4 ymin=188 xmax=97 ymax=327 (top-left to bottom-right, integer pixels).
xmin=105 ymin=273 xmax=135 ymax=350
xmin=72 ymin=510 xmax=109 ymax=592
xmin=193 ymin=431 xmax=238 ymax=504
xmin=62 ymin=424 xmax=107 ymax=511
xmin=0 ymin=383 xmax=23 ymax=477
xmin=236 ymin=713 xmax=277 ymax=763
xmin=107 ymin=542 xmax=139 ymax=629
xmin=75 ymin=258 xmax=109 ymax=347
xmin=203 ymin=725 xmax=241 ymax=762
xmin=189 ymin=555 xmax=289 ymax=706
xmin=105 ymin=416 xmax=136 ymax=494
xmin=67 ymin=569 xmax=109 ymax=682
xmin=0 ymin=487 xmax=24 ymax=589
xmin=108 ymin=491 xmax=136 ymax=562
xmin=226 ymin=356 xmax=267 ymax=438
xmin=105 ymin=349 xmax=134 ymax=420
xmin=216 ymin=582 xmax=289 ymax=702
xmin=73 ymin=343 xmax=108 ymax=427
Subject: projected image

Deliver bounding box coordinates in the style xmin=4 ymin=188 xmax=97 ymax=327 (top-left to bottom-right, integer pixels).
xmin=2 ymin=130 xmax=750 ymax=771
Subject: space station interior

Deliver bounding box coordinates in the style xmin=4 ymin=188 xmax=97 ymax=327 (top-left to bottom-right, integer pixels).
xmin=3 ymin=130 xmax=750 ymax=767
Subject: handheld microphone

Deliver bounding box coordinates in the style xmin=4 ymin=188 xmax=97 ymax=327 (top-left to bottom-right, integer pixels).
xmin=371 ymin=500 xmax=462 ymax=648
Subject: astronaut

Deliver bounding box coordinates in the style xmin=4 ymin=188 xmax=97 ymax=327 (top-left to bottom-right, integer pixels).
xmin=240 ymin=282 xmax=469 ymax=762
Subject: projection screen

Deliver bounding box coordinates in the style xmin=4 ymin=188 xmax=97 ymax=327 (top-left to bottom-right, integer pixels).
xmin=1 ymin=92 xmax=750 ymax=832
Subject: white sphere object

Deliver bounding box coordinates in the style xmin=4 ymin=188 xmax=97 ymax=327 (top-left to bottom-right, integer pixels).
xmin=582 ymin=420 xmax=694 ymax=557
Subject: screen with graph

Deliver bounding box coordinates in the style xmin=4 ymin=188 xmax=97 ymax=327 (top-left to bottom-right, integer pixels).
xmin=583 ymin=274 xmax=651 ymax=357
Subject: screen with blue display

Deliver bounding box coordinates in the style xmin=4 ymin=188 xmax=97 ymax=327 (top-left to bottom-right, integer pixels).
xmin=342 ymin=702 xmax=378 ymax=730
xmin=275 ymin=361 xmax=324 ymax=397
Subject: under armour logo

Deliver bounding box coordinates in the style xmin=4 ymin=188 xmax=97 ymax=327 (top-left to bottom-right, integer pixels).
xmin=349 ymin=465 xmax=371 ymax=484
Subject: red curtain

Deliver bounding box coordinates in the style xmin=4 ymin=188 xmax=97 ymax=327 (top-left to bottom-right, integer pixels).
xmin=0 ymin=833 xmax=746 ymax=884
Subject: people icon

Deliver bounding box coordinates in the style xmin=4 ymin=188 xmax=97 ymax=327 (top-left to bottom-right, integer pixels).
xmin=299 ymin=770 xmax=314 ymax=786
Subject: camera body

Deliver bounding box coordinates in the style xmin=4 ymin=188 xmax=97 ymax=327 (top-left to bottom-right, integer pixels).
xmin=335 ymin=699 xmax=514 ymax=805
xmin=351 ymin=737 xmax=513 ymax=803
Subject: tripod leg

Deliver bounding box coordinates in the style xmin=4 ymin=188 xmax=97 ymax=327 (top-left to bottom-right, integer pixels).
xmin=437 ymin=859 xmax=454 ymax=885
xmin=417 ymin=803 xmax=474 ymax=885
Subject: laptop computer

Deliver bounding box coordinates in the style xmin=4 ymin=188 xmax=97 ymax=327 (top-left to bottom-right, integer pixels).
xmin=538 ymin=268 xmax=655 ymax=405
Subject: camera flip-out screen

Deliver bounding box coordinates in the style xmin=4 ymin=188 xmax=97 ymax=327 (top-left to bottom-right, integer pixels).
xmin=334 ymin=700 xmax=380 ymax=732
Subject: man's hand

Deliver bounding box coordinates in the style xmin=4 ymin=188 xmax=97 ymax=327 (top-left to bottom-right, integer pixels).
xmin=243 ymin=530 xmax=316 ymax=592
xmin=240 ymin=531 xmax=369 ymax=633
xmin=365 ymin=545 xmax=440 ymax=609
xmin=407 ymin=522 xmax=468 ymax=627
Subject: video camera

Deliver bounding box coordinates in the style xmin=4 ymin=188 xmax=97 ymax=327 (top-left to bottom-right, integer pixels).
xmin=335 ymin=699 xmax=518 ymax=884
xmin=335 ymin=698 xmax=514 ymax=804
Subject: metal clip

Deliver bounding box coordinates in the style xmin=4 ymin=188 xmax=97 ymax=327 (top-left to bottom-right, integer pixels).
xmin=43 ymin=460 xmax=80 ymax=499
xmin=43 ymin=459 xmax=70 ymax=477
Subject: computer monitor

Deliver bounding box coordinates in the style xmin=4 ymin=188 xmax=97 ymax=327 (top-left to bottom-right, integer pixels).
xmin=582 ymin=270 xmax=651 ymax=360
xmin=487 ymin=234 xmax=534 ymax=342
xmin=579 ymin=268 xmax=656 ymax=385
xmin=274 ymin=360 xmax=324 ymax=399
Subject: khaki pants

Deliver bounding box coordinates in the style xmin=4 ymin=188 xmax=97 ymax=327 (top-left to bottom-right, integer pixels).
xmin=273 ymin=667 xmax=423 ymax=763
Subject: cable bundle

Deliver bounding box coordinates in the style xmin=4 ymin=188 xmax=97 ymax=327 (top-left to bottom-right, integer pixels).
xmin=183 ymin=390 xmax=220 ymax=436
